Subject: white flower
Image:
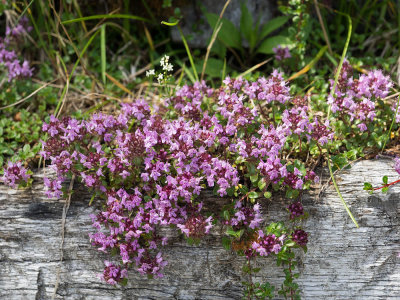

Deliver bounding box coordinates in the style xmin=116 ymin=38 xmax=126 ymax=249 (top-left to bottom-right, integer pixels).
xmin=160 ymin=55 xmax=169 ymax=68
xmin=146 ymin=69 xmax=155 ymax=77
xmin=157 ymin=73 xmax=164 ymax=84
xmin=164 ymin=63 xmax=173 ymax=72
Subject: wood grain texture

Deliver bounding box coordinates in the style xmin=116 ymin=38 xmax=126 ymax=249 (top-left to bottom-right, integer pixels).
xmin=0 ymin=159 xmax=399 ymax=299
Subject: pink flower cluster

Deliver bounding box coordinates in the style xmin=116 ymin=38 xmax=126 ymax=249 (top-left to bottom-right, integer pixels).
xmin=0 ymin=16 xmax=33 ymax=81
xmin=1 ymin=161 xmax=30 ymax=188
xmin=32 ymin=71 xmax=324 ymax=285
xmin=251 ymin=230 xmax=284 ymax=256
xmin=328 ymin=60 xmax=392 ymax=131
xmin=225 ymin=202 xmax=263 ymax=229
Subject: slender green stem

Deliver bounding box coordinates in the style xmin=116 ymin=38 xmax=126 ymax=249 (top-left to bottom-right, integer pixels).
xmin=325 ymin=11 xmax=358 ymax=227
xmin=382 ymin=96 xmax=400 ymax=152
xmin=327 ymin=158 xmax=359 ymax=227
xmin=17 ymin=0 xmax=35 ymax=23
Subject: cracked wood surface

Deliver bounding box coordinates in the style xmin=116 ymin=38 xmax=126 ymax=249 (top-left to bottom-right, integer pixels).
xmin=0 ymin=159 xmax=399 ymax=299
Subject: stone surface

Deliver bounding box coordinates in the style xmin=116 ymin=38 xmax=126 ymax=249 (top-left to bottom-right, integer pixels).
xmin=0 ymin=159 xmax=399 ymax=299
xmin=171 ymin=0 xmax=276 ymax=48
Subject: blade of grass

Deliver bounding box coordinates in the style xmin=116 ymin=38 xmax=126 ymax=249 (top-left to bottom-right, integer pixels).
xmin=178 ymin=28 xmax=199 ymax=82
xmin=236 ymin=58 xmax=272 ymax=78
xmin=221 ymin=57 xmax=227 ymax=81
xmin=25 ymin=0 xmax=53 ymax=60
xmin=177 ymin=62 xmax=195 ymax=84
xmin=102 ymin=22 xmax=139 ymax=45
xmin=14 ymin=0 xmax=35 ymax=23
xmin=105 ymin=72 xmax=133 ymax=95
xmin=62 ymin=14 xmax=150 ymax=25
xmin=73 ymin=0 xmax=87 ymax=33
xmin=176 ymin=63 xmax=185 ymax=87
xmin=288 ymin=46 xmax=327 ymax=81
xmin=201 ymin=0 xmax=232 ymax=81
xmin=101 ymin=24 xmax=106 ymax=84
xmin=324 ymin=50 xmax=338 ymax=66
xmin=54 ymin=30 xmax=100 ymax=116
xmin=143 ymin=24 xmax=155 ymax=51
xmin=140 ymin=0 xmax=157 ymax=23
xmin=123 ymin=0 xmax=130 ymax=39
xmin=0 ymin=78 xmax=59 ymax=110
xmin=313 ymin=0 xmax=332 ymax=55
xmin=50 ymin=0 xmax=91 ymax=76
xmin=162 ymin=21 xmax=199 ymax=82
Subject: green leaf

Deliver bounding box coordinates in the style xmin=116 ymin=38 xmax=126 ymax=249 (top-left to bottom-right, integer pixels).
xmin=382 ymin=176 xmax=388 ymax=185
xmin=240 ymin=2 xmax=254 ymax=47
xmin=249 ymin=191 xmax=259 ymax=199
xmin=331 ymin=154 xmax=349 ymax=171
xmin=257 ymin=35 xmax=292 ymax=54
xmin=264 ymin=191 xmax=272 ymax=198
xmin=363 ymin=182 xmax=373 ymax=191
xmin=382 ymin=186 xmax=389 ymax=193
xmin=250 ymin=174 xmax=258 ymax=183
xmin=210 ymin=39 xmax=227 ymax=59
xmin=259 ymin=16 xmax=289 ymax=40
xmin=286 ymin=188 xmax=299 ymax=199
xmin=247 ymin=163 xmax=256 ymax=175
xmin=22 ymin=144 xmax=30 ymax=153
xmin=226 ymin=228 xmax=244 ymax=239
xmin=285 ymin=241 xmax=296 ymax=247
xmin=205 ymin=13 xmax=242 ymax=49
xmin=226 ymin=187 xmax=235 ymax=196
xmin=194 ymin=58 xmax=226 ymax=78
xmin=120 ymin=278 xmax=128 ymax=286
xmin=258 ymin=179 xmax=266 ymax=191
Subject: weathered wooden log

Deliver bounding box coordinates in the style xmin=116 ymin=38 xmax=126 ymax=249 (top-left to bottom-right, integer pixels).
xmin=0 ymin=159 xmax=399 ymax=299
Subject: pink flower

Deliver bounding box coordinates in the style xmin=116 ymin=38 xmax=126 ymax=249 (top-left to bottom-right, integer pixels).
xmin=1 ymin=161 xmax=30 ymax=188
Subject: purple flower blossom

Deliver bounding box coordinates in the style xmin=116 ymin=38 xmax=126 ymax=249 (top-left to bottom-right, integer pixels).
xmin=100 ymin=261 xmax=128 ymax=285
xmin=273 ymin=45 xmax=291 ymax=61
xmin=328 ymin=60 xmax=392 ymax=131
xmin=292 ymin=229 xmax=308 ymax=246
xmin=1 ymin=161 xmax=30 ymax=188
xmin=287 ymin=202 xmax=304 ymax=219
xmin=0 ymin=16 xmax=33 ymax=81
xmin=43 ymin=176 xmax=64 ymax=199
xmin=251 ymin=231 xmax=283 ymax=257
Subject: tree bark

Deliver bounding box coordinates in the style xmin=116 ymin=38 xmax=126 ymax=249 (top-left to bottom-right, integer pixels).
xmin=0 ymin=159 xmax=399 ymax=299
